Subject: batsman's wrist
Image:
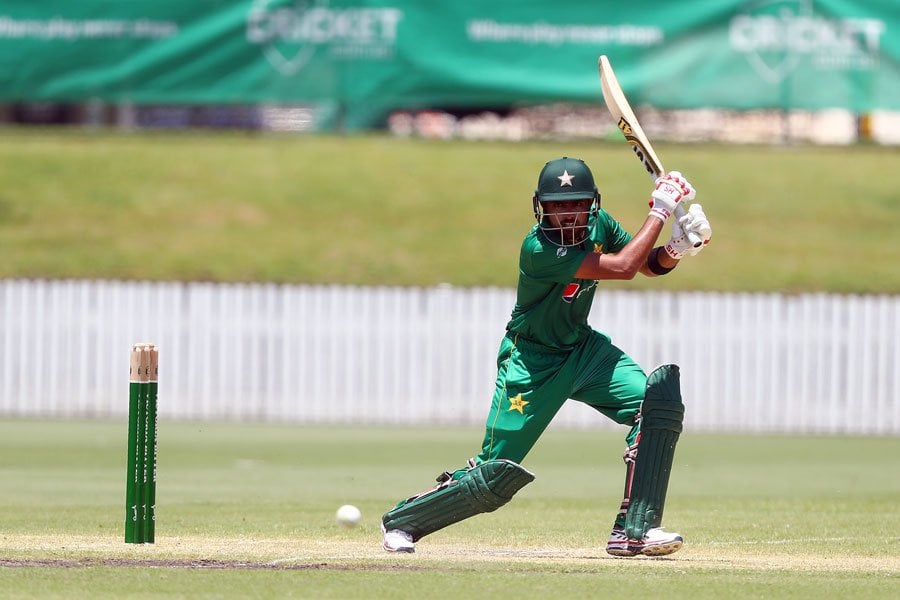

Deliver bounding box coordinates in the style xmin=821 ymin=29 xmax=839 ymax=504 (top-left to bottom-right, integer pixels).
xmin=648 ymin=207 xmax=670 ymax=222
xmin=647 ymin=247 xmax=677 ymax=275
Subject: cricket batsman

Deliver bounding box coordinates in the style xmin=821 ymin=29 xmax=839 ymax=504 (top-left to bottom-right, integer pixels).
xmin=381 ymin=157 xmax=712 ymax=556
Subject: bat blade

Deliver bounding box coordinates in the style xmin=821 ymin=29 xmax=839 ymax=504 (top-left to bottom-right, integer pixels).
xmin=599 ymin=55 xmax=665 ymax=179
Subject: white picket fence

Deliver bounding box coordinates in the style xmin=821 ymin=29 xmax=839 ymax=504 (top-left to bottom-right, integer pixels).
xmin=0 ymin=279 xmax=897 ymax=434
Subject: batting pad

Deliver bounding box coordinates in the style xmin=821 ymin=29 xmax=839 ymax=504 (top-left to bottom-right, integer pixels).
xmin=382 ymin=459 xmax=535 ymax=542
xmin=625 ymin=364 xmax=685 ymax=539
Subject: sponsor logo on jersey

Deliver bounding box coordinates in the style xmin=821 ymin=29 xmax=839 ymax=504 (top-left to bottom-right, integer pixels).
xmin=562 ymin=280 xmax=598 ymax=302
xmin=562 ymin=283 xmax=580 ymax=303
xmin=556 ymin=246 xmax=568 ymax=258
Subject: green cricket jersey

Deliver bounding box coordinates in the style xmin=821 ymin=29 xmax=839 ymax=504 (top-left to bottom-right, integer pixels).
xmin=506 ymin=209 xmax=632 ymax=349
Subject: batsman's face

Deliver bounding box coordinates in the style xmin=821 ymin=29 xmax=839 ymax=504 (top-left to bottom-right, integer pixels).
xmin=542 ymin=199 xmax=593 ymax=245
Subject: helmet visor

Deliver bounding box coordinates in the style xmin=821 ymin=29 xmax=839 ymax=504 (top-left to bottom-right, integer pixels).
xmin=536 ymin=198 xmax=595 ymax=247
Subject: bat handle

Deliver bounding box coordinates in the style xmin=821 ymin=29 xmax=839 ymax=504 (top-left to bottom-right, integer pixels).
xmin=674 ymin=203 xmax=703 ymax=248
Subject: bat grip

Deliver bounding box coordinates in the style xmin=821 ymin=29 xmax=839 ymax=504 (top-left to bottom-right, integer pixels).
xmin=674 ymin=203 xmax=702 ymax=248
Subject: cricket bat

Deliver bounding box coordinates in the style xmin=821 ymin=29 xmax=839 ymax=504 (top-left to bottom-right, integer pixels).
xmin=598 ymin=54 xmax=701 ymax=247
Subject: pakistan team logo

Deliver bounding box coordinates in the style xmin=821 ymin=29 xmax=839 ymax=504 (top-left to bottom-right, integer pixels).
xmin=246 ymin=0 xmax=403 ymax=76
xmin=729 ymin=0 xmax=884 ymax=83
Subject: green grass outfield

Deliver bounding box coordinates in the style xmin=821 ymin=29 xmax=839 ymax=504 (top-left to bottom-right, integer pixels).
xmin=0 ymin=419 xmax=897 ymax=599
xmin=1 ymin=129 xmax=899 ymax=292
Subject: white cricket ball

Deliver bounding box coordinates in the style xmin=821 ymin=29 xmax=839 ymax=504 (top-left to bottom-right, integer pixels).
xmin=335 ymin=504 xmax=362 ymax=528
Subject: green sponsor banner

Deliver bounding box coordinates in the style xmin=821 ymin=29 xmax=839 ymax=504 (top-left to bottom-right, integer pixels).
xmin=0 ymin=1 xmax=897 ymax=128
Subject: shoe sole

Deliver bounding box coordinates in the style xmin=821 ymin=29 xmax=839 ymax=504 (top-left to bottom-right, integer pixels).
xmin=640 ymin=539 xmax=683 ymax=556
xmin=606 ymin=539 xmax=683 ymax=557
xmin=606 ymin=547 xmax=638 ymax=557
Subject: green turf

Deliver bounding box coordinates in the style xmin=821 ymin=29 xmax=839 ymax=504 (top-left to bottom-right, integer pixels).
xmin=0 ymin=419 xmax=897 ymax=598
xmin=1 ymin=128 xmax=898 ymax=292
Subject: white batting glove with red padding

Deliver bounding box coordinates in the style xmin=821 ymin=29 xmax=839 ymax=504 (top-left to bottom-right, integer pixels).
xmin=682 ymin=203 xmax=712 ymax=256
xmin=649 ymin=171 xmax=695 ymax=222
xmin=664 ymin=203 xmax=712 ymax=259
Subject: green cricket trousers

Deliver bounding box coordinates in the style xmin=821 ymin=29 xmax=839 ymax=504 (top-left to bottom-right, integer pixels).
xmin=475 ymin=330 xmax=647 ymax=465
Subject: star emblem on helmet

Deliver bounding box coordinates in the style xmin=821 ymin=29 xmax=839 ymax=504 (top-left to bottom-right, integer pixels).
xmin=557 ymin=170 xmax=574 ymax=187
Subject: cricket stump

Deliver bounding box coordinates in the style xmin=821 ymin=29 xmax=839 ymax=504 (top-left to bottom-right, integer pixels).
xmin=125 ymin=343 xmax=158 ymax=544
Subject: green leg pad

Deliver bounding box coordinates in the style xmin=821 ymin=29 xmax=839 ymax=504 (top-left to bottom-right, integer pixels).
xmin=625 ymin=364 xmax=685 ymax=539
xmin=382 ymin=459 xmax=535 ymax=542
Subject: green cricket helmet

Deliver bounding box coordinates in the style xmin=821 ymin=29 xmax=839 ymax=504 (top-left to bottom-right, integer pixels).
xmin=532 ymin=157 xmax=600 ymax=246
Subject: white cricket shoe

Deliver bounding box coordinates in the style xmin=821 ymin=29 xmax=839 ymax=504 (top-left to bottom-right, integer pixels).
xmin=382 ymin=524 xmax=415 ymax=553
xmin=638 ymin=526 xmax=684 ymax=556
xmin=606 ymin=524 xmax=683 ymax=557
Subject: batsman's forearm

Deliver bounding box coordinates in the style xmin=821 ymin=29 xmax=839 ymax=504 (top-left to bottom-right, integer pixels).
xmin=595 ymin=216 xmax=664 ymax=280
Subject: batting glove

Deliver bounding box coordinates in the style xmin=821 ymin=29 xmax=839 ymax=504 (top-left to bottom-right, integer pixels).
xmin=664 ymin=203 xmax=712 ymax=259
xmin=649 ymin=171 xmax=695 ymax=222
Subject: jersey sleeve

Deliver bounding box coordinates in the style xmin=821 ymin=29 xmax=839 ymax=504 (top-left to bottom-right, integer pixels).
xmin=598 ymin=210 xmax=632 ymax=254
